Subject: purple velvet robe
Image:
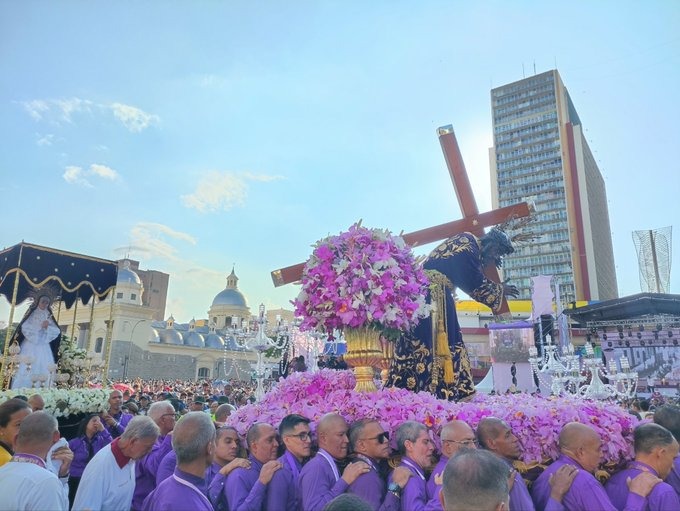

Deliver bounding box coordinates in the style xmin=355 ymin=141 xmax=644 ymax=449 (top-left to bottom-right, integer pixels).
xmin=142 ymin=467 xmax=212 ymax=511
xmin=388 ymin=456 xmax=428 ymax=511
xmin=532 ymin=454 xmax=645 ymax=511
xmin=225 ymin=455 xmax=268 ymax=511
xmin=666 ymin=457 xmax=680 ymax=497
xmin=157 ymin=449 xmax=177 ymax=485
xmin=265 ymin=451 xmax=300 ymax=511
xmin=105 ymin=411 xmax=133 ymax=439
xmin=507 ymin=460 xmax=535 ymax=511
xmin=605 ymin=461 xmax=680 ymax=511
xmin=348 ymin=456 xmax=400 ymax=511
xmin=299 ymin=449 xmax=349 ymax=511
xmin=132 ymin=434 xmax=173 ymax=510
xmin=68 ymin=430 xmax=113 ymax=477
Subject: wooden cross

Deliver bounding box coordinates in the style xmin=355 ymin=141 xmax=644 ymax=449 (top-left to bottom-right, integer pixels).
xmin=271 ymin=125 xmax=531 ymax=314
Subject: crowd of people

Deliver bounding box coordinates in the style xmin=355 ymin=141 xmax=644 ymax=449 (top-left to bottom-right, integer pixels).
xmin=1 ymin=383 xmax=680 ymax=511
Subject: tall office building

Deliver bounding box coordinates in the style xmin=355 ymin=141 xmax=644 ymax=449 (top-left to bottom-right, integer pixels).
xmin=489 ymin=70 xmax=618 ymax=303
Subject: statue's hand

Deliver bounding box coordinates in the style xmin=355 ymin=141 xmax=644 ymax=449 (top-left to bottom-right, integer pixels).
xmin=503 ymin=282 xmax=519 ymax=298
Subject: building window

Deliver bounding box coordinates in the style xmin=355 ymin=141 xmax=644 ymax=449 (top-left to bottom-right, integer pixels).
xmin=95 ymin=337 xmax=104 ymax=353
xmin=198 ymin=367 xmax=210 ymax=378
xmin=116 ymin=292 xmax=123 ymax=299
xmin=131 ymin=293 xmax=137 ymax=300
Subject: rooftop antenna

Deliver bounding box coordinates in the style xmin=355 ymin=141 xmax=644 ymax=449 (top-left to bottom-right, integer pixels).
xmin=522 ymin=63 xmax=525 ymax=78
xmin=533 ymin=61 xmax=536 ymax=75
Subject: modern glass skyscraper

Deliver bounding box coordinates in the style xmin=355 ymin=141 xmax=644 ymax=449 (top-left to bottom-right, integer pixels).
xmin=489 ymin=70 xmax=618 ymax=303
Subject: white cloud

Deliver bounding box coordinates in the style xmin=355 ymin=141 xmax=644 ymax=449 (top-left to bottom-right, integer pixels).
xmin=20 ymin=97 xmax=159 ymax=133
xmin=23 ymin=100 xmax=49 ymax=121
xmin=119 ymin=222 xmax=197 ymax=263
xmin=89 ymin=164 xmax=119 ymax=180
xmin=54 ymin=97 xmax=93 ymax=122
xmin=110 ymin=102 xmax=159 ymax=132
xmin=63 ymin=166 xmax=93 ymax=187
xmin=180 ymin=171 xmax=283 ymax=213
xmin=36 ymin=133 xmax=55 ymax=146
xmin=62 ymin=163 xmax=120 ymax=187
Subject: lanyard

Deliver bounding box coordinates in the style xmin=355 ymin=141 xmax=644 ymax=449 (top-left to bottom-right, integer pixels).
xmin=401 ymin=458 xmax=425 ymax=481
xmin=318 ymin=449 xmax=340 ymax=481
xmin=355 ymin=454 xmax=378 ymax=473
xmin=628 ymin=461 xmax=658 ymax=476
xmin=284 ymin=451 xmax=301 ymax=479
xmin=11 ymin=453 xmax=46 ymax=468
xmin=172 ymin=474 xmax=212 ymax=509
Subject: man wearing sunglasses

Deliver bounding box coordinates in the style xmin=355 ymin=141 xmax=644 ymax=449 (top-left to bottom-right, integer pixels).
xmin=266 ymin=414 xmax=312 ymax=511
xmin=347 ymin=419 xmax=412 ymax=511
xmin=426 ymin=420 xmax=477 ymax=510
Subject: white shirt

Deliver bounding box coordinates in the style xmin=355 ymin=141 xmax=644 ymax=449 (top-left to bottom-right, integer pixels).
xmin=72 ymin=443 xmax=136 ymax=511
xmin=0 ymin=461 xmax=68 ymax=511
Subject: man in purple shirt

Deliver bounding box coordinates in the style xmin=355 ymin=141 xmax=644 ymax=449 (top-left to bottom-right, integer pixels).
xmin=387 ymin=420 xmax=434 ymax=511
xmin=653 ymin=404 xmax=680 ymax=496
xmin=101 ymin=390 xmax=133 ymax=439
xmin=225 ymin=422 xmax=282 ymax=511
xmin=426 ymin=420 xmax=477 ymax=510
xmin=299 ymin=413 xmax=370 ymax=511
xmin=266 ymin=414 xmax=313 ymax=511
xmin=605 ymin=423 xmax=680 ymax=510
xmin=132 ymin=401 xmax=176 ymax=510
xmin=142 ymin=412 xmax=215 ymax=511
xmin=532 ymin=422 xmax=660 ymax=511
xmin=347 ymin=419 xmax=412 ymax=511
xmin=207 ymin=426 xmax=251 ymax=511
xmin=477 ymin=417 xmax=534 ymax=511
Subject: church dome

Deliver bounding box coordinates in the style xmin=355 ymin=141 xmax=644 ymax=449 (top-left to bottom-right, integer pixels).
xmin=205 ymin=333 xmax=225 ymax=349
xmin=149 ymin=328 xmax=160 ymax=343
xmin=158 ymin=329 xmax=183 ymax=345
xmin=212 ymin=288 xmax=247 ymax=307
xmin=183 ymin=331 xmax=205 ymax=348
xmin=117 ymin=260 xmax=142 ymax=285
xmin=211 ymin=268 xmax=248 ymax=307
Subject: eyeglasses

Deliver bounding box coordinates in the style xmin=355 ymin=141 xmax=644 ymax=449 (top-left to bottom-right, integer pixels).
xmin=285 ymin=432 xmax=313 ymax=442
xmin=361 ymin=431 xmax=389 ymax=444
xmin=441 ymin=439 xmax=478 ymax=447
xmin=161 ymin=413 xmax=177 ymax=419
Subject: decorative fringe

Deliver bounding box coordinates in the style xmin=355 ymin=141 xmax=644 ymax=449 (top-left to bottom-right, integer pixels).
xmin=436 ymin=317 xmax=454 ymax=384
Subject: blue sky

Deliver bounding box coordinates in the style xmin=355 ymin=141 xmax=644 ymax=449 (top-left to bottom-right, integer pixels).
xmin=1 ymin=1 xmax=678 ymax=323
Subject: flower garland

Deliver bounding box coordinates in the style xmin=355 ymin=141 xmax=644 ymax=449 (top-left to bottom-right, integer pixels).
xmin=0 ymin=388 xmax=110 ymax=418
xmin=227 ymin=369 xmax=637 ymax=467
xmin=293 ymin=223 xmax=430 ymax=337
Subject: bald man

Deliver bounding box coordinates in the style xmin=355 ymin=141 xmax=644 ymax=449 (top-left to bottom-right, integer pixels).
xmin=477 ymin=417 xmax=534 ymax=511
xmin=532 ymin=422 xmax=660 ymax=511
xmin=299 ymin=413 xmax=370 ymax=511
xmin=426 ymin=421 xmax=477 ymax=510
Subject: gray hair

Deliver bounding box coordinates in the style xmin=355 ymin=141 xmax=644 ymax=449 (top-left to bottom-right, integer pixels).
xmin=441 ymin=450 xmax=510 ymax=511
xmin=215 ymin=403 xmax=236 ymax=422
xmin=16 ymin=411 xmax=57 ymax=448
xmin=148 ymin=401 xmax=174 ymax=423
xmin=120 ymin=415 xmax=160 ymax=442
xmin=173 ymin=412 xmax=216 ymax=464
xmin=634 ymin=422 xmax=676 ymax=454
xmin=348 ymin=419 xmax=377 ymax=453
xmin=395 ymin=421 xmax=427 ymax=455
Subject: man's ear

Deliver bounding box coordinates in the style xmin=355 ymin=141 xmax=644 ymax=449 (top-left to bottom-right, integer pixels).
xmin=52 ymin=431 xmax=61 ymax=444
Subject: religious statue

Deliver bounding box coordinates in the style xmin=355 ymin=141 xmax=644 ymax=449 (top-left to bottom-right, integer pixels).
xmin=10 ymin=294 xmax=62 ymax=389
xmin=388 ymin=228 xmax=518 ymax=401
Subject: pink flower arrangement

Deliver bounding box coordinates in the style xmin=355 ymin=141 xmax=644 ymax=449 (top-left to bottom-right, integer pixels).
xmin=227 ymin=369 xmax=637 ymax=467
xmin=293 ymin=223 xmax=430 ymax=335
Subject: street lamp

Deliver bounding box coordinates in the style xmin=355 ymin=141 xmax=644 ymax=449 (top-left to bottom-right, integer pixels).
xmin=123 ymin=319 xmax=147 ymax=379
